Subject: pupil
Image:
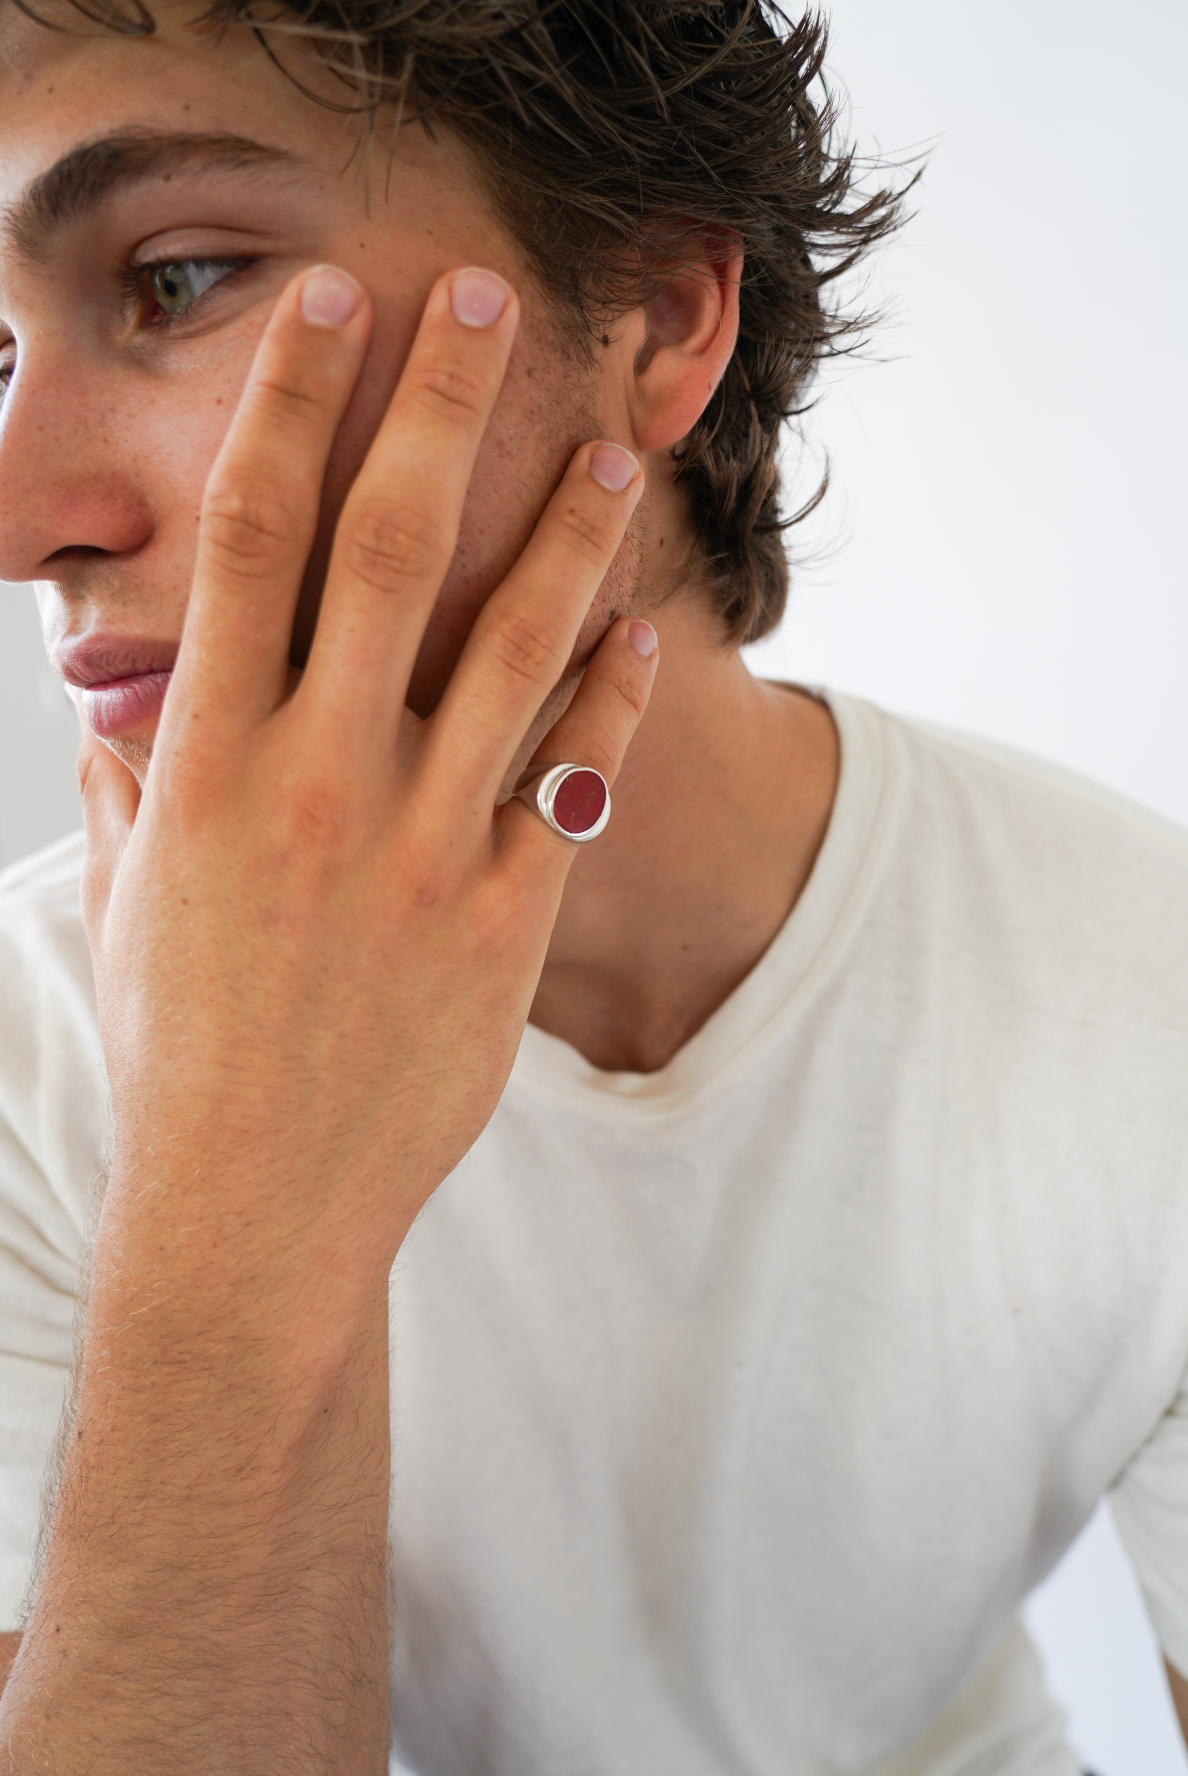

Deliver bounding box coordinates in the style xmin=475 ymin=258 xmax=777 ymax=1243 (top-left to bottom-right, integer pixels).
xmin=145 ymin=259 xmax=232 ymax=320
xmin=150 ymin=263 xmax=198 ymax=316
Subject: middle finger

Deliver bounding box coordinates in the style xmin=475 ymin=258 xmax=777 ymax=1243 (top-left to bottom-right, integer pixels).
xmin=299 ymin=266 xmax=520 ymax=745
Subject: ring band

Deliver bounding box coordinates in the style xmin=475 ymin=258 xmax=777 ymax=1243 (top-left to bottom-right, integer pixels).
xmin=513 ymin=762 xmax=611 ymax=842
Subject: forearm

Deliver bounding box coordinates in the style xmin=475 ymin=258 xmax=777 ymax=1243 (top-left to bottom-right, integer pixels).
xmin=0 ymin=1172 xmax=394 ymax=1774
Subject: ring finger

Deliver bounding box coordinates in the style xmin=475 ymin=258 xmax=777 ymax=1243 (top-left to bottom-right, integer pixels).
xmin=423 ymin=439 xmax=643 ymax=814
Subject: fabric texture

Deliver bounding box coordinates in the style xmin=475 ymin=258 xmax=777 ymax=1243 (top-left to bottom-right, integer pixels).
xmin=2 ymin=692 xmax=1187 ymax=1776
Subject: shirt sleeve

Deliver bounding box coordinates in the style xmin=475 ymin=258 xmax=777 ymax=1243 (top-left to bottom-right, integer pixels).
xmin=0 ymin=1097 xmax=79 ymax=1629
xmin=1110 ymin=1361 xmax=1188 ymax=1678
xmin=0 ymin=837 xmax=98 ymax=1629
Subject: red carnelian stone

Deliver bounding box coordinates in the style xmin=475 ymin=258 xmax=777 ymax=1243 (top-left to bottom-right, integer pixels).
xmin=553 ymin=769 xmax=607 ymax=834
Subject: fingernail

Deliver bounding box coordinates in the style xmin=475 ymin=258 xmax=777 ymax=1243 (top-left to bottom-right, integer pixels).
xmin=451 ymin=268 xmax=510 ymax=328
xmin=629 ymin=619 xmax=658 ymax=659
xmin=589 ymin=443 xmax=639 ymax=492
xmin=300 ymin=265 xmax=363 ymax=329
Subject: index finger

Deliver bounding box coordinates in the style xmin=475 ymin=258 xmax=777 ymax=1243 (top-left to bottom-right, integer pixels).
xmin=164 ymin=266 xmax=372 ymax=741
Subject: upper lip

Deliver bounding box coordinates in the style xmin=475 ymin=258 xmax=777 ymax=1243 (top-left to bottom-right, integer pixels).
xmin=53 ymin=634 xmax=179 ymax=689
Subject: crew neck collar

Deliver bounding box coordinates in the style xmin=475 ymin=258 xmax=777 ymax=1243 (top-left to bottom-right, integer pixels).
xmin=510 ymin=692 xmax=901 ymax=1117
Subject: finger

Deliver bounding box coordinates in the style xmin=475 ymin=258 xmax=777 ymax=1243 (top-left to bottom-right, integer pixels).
xmin=78 ymin=731 xmax=141 ymax=952
xmin=424 ymin=439 xmax=643 ymax=809
xmin=298 ymin=267 xmax=519 ymax=744
xmin=166 ymin=265 xmax=372 ymax=736
xmin=498 ymin=613 xmax=658 ymax=877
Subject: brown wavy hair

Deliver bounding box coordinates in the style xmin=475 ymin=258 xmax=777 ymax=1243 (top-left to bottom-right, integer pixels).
xmin=16 ymin=0 xmax=908 ymax=644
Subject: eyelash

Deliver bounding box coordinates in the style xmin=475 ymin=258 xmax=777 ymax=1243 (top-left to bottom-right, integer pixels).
xmin=0 ymin=257 xmax=253 ymax=393
xmin=119 ymin=256 xmax=255 ymax=329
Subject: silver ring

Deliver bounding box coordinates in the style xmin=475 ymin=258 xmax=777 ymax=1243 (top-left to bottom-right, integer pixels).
xmin=513 ymin=762 xmax=611 ymax=842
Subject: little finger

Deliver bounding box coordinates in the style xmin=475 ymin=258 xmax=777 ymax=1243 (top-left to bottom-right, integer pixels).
xmin=498 ymin=614 xmax=658 ymax=873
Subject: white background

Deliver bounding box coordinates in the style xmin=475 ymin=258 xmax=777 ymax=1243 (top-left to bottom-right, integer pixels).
xmin=1 ymin=0 xmax=1186 ymax=1768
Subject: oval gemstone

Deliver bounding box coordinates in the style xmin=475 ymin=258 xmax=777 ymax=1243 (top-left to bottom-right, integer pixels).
xmin=552 ymin=768 xmax=607 ymax=835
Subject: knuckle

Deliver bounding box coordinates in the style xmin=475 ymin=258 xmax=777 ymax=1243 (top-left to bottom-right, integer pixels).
xmin=607 ymin=667 xmax=649 ymax=722
xmin=342 ymin=504 xmax=445 ymax=596
xmin=251 ymin=371 xmax=327 ymax=417
xmin=406 ymin=358 xmax=490 ymax=426
xmin=487 ymin=609 xmax=563 ymax=688
xmin=552 ymin=671 xmax=650 ymax=790
xmin=556 ymin=498 xmax=620 ymax=567
xmin=574 ymin=729 xmax=618 ymax=781
xmin=203 ymin=481 xmax=302 ymax=578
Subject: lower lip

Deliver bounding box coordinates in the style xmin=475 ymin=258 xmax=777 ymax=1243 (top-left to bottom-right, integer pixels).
xmin=81 ymin=670 xmax=173 ymax=739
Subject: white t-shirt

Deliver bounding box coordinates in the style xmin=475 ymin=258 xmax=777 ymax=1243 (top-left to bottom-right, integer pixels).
xmin=2 ymin=691 xmax=1188 ymax=1776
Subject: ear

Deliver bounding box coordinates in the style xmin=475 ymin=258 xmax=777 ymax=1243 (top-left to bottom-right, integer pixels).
xmin=626 ymin=243 xmax=742 ymax=454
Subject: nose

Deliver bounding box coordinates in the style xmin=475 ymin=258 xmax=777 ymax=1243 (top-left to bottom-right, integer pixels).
xmin=0 ymin=345 xmax=155 ymax=581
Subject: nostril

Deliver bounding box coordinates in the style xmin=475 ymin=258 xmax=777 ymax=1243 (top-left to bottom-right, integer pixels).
xmin=44 ymin=545 xmax=112 ymax=564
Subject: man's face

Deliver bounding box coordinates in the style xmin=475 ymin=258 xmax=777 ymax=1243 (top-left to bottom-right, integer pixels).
xmin=0 ymin=3 xmax=626 ymax=780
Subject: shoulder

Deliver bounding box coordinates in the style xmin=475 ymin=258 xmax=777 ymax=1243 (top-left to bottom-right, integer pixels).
xmin=0 ymin=830 xmax=94 ymax=1035
xmin=829 ymin=695 xmax=1188 ymax=1136
xmin=0 ymin=827 xmax=88 ymax=923
xmin=848 ymin=699 xmax=1188 ymax=959
xmin=894 ymin=710 xmax=1188 ymax=872
xmin=829 ymin=700 xmax=1188 ymax=1347
xmin=0 ymin=827 xmax=88 ymax=910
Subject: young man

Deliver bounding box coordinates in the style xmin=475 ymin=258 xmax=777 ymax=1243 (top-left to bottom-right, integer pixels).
xmin=0 ymin=1 xmax=1186 ymax=1771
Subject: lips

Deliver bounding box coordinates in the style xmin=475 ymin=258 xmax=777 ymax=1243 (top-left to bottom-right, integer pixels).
xmin=53 ymin=635 xmax=178 ymax=742
xmin=79 ymin=670 xmax=174 ymax=739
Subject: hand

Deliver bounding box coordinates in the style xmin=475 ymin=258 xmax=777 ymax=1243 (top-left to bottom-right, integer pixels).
xmin=80 ymin=261 xmax=653 ymax=1310
xmin=0 ymin=264 xmax=654 ymax=1772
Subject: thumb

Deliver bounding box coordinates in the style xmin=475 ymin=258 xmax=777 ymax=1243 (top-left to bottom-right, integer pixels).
xmin=78 ymin=730 xmax=141 ymax=952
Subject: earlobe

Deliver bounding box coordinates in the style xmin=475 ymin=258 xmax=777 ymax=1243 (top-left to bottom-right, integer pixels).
xmin=629 ymin=249 xmax=742 ymax=454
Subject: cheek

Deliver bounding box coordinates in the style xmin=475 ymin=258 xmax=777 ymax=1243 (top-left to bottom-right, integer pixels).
xmin=140 ymin=343 xmax=260 ymax=528
xmin=91 ymin=327 xmax=277 ymax=642
xmin=53 ymin=338 xmax=268 ymax=634
xmin=404 ymin=357 xmax=598 ymax=715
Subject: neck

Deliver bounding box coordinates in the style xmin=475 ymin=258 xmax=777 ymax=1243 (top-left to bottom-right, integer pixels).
xmin=531 ymin=596 xmax=839 ymax=1073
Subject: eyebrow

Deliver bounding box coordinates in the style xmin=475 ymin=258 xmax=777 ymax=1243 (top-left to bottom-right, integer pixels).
xmin=4 ymin=128 xmax=304 ymax=264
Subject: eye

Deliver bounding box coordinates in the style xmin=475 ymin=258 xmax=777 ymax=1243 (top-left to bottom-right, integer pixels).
xmin=135 ymin=258 xmax=242 ymax=325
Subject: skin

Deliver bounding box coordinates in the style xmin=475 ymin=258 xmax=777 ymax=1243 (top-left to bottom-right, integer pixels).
xmin=0 ymin=0 xmax=1182 ymax=1763
xmin=0 ymin=2 xmax=837 ymax=1074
